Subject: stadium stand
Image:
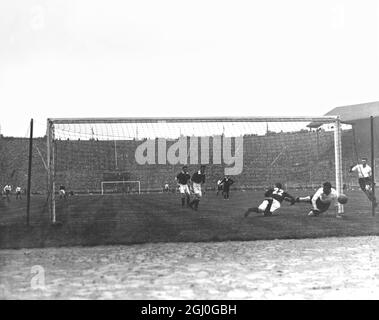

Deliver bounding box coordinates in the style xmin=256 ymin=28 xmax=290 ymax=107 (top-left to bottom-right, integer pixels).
xmin=0 ymin=129 xmax=358 ymax=195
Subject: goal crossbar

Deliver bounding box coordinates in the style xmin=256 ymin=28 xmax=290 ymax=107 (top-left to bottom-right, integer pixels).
xmin=47 ymin=116 xmax=339 ymax=124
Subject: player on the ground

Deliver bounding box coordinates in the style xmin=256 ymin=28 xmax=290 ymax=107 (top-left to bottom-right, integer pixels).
xmin=175 ymin=166 xmax=191 ymax=207
xmin=189 ymin=165 xmax=206 ymax=211
xmin=59 ymin=185 xmax=67 ymax=199
xmin=244 ymin=182 xmax=296 ymax=217
xmin=295 ymin=181 xmax=341 ymax=217
xmin=15 ymin=186 xmax=22 ymax=200
xmin=349 ymin=157 xmax=377 ymax=206
xmin=220 ymin=176 xmax=234 ymax=200
xmin=3 ymin=184 xmax=12 ymax=201
xmin=216 ymin=179 xmax=223 ymax=196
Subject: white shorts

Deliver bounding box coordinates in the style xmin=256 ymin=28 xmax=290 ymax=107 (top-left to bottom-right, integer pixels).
xmin=258 ymin=198 xmax=280 ymax=213
xmin=59 ymin=189 xmax=66 ymax=196
xmin=179 ymin=184 xmax=190 ymax=195
xmin=193 ymin=183 xmax=202 ymax=197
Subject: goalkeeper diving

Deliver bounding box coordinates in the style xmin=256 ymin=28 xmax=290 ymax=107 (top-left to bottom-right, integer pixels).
xmin=295 ymin=181 xmax=342 ymax=218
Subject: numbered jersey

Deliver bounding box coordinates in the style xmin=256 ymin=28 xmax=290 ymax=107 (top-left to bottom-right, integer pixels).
xmin=264 ymin=187 xmax=294 ymax=203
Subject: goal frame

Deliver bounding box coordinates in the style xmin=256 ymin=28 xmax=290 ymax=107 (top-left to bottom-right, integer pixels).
xmin=46 ymin=116 xmax=343 ymax=223
xmin=101 ymin=180 xmax=141 ymax=195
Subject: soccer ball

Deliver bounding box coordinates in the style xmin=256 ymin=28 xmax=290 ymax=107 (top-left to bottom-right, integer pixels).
xmin=337 ymin=194 xmax=348 ymax=204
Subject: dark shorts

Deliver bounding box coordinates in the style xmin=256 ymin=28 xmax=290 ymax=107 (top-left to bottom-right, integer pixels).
xmin=358 ymin=177 xmax=372 ymax=191
xmin=217 ymin=185 xmax=223 ymax=191
xmin=5 ymin=190 xmax=10 ymax=195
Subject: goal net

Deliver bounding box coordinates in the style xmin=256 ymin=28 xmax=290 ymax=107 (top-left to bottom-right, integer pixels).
xmin=46 ymin=117 xmax=344 ymax=222
xmin=101 ymin=180 xmax=141 ymax=195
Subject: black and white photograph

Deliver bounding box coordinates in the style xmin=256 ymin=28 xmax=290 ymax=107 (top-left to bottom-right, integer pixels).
xmin=1 ymin=0 xmax=379 ymax=306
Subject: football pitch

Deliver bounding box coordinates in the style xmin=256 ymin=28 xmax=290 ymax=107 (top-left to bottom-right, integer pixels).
xmin=2 ymin=189 xmax=379 ymax=299
xmin=1 ymin=189 xmax=379 ymax=249
xmin=2 ymin=236 xmax=379 ymax=299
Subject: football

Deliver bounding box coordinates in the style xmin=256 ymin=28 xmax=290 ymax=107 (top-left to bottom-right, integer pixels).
xmin=337 ymin=194 xmax=348 ymax=204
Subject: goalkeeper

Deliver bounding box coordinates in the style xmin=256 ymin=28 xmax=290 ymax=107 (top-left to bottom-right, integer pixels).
xmin=295 ymin=181 xmax=340 ymax=217
xmin=244 ymin=182 xmax=296 ymax=217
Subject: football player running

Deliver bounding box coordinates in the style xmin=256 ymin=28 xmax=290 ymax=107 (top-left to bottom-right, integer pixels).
xmin=349 ymin=157 xmax=377 ymax=207
xmin=175 ymin=166 xmax=191 ymax=207
xmin=189 ymin=165 xmax=206 ymax=211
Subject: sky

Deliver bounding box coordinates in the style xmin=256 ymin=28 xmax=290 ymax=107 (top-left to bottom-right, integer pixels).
xmin=0 ymin=0 xmax=379 ymax=137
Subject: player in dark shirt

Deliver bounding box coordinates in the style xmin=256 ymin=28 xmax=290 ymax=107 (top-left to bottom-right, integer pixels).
xmin=189 ymin=165 xmax=206 ymax=211
xmin=176 ymin=166 xmax=191 ymax=207
xmin=244 ymin=182 xmax=296 ymax=217
xmin=220 ymin=176 xmax=234 ymax=200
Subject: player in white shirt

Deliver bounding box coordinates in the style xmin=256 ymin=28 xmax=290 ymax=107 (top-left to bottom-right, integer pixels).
xmin=15 ymin=186 xmax=22 ymax=200
xmin=216 ymin=179 xmax=223 ymax=196
xmin=3 ymin=185 xmax=12 ymax=201
xmin=295 ymin=182 xmax=340 ymax=217
xmin=59 ymin=185 xmax=67 ymax=199
xmin=349 ymin=157 xmax=377 ymax=206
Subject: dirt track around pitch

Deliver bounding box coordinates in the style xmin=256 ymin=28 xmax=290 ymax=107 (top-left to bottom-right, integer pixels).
xmin=1 ymin=236 xmax=379 ymax=299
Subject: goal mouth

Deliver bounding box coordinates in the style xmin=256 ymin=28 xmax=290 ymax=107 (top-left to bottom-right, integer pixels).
xmin=46 ymin=116 xmax=344 ymax=222
xmin=101 ymin=181 xmax=141 ymax=195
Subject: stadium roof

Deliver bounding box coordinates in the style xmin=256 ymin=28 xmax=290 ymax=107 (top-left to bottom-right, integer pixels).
xmin=308 ymin=101 xmax=379 ymax=128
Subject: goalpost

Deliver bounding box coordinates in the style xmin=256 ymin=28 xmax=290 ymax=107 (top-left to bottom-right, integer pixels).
xmin=101 ymin=180 xmax=141 ymax=195
xmin=46 ymin=116 xmax=344 ymax=223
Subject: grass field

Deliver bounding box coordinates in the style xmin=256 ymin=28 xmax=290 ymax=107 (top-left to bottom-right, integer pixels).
xmin=2 ymin=189 xmax=379 ymax=299
xmin=1 ymin=189 xmax=379 ymax=249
